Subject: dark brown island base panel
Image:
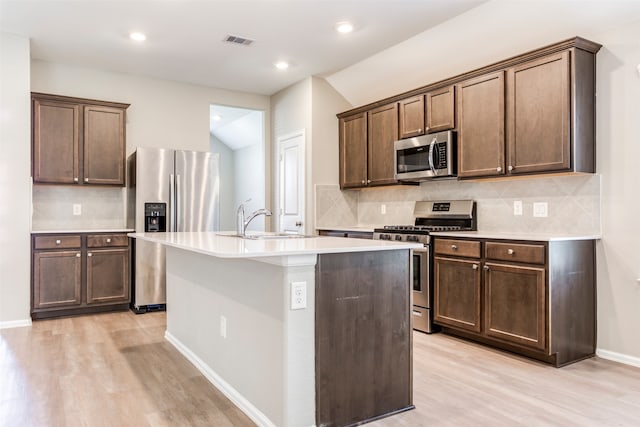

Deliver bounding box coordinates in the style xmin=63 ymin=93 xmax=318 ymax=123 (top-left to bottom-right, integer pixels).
xmin=31 ymin=232 xmax=131 ymax=320
xmin=433 ymin=237 xmax=596 ymax=367
xmin=32 ymin=92 xmax=129 ymax=186
xmin=337 ymin=37 xmax=601 ymax=189
xmin=316 ymin=250 xmax=413 ymax=426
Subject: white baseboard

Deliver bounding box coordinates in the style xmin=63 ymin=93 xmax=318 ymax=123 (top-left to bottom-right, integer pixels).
xmin=596 ymin=348 xmax=640 ymax=369
xmin=0 ymin=318 xmax=32 ymax=329
xmin=164 ymin=331 xmax=276 ymax=427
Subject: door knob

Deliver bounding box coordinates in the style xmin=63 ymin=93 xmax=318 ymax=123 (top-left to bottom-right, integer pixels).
xmin=295 ymin=221 xmax=303 ymax=227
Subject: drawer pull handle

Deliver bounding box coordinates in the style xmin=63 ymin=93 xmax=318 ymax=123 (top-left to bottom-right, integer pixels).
xmin=472 ymin=264 xmax=479 ymax=270
xmin=483 ymin=265 xmax=490 ymax=271
xmin=76 ymin=253 xmax=81 ymax=258
xmin=55 ymin=240 xmax=61 ymax=245
xmin=412 ymin=310 xmax=423 ymax=317
xmin=106 ymin=238 xmax=112 ymax=243
xmin=88 ymin=253 xmax=92 ymax=257
xmin=507 ymin=249 xmax=515 ymax=255
xmin=84 ymin=178 xmax=89 ymax=182
xmin=451 ymin=245 xmax=457 ymax=250
xmin=73 ymin=177 xmax=79 ymax=182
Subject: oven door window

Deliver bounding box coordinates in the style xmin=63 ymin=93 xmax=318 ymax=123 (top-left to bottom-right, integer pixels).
xmin=413 ymin=253 xmax=422 ymax=292
xmin=397 ymin=146 xmax=431 ymax=173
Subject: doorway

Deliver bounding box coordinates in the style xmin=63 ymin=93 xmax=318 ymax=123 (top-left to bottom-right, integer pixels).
xmin=209 ymin=105 xmax=266 ymax=232
xmin=277 ymin=130 xmax=305 ymax=235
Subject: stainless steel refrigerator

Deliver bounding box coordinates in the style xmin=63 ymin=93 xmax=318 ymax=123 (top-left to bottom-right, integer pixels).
xmin=127 ymin=147 xmax=220 ymax=313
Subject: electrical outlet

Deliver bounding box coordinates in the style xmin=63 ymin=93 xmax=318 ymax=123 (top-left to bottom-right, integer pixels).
xmin=513 ymin=200 xmax=523 ymax=216
xmin=381 ymin=204 xmax=386 ymax=215
xmin=291 ymin=281 xmax=307 ymax=310
xmin=220 ymin=315 xmax=227 ymax=338
xmin=73 ymin=204 xmax=82 ymax=216
xmin=533 ymin=202 xmax=548 ymax=218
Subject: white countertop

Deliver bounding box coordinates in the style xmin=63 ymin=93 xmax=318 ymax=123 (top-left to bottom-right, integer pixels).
xmin=430 ymin=231 xmax=601 ymax=241
xmin=32 ymin=228 xmax=135 ymax=234
xmin=128 ymin=231 xmax=422 ymax=258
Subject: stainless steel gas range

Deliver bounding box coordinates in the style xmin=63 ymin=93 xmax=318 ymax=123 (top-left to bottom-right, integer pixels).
xmin=373 ymin=200 xmax=477 ymax=333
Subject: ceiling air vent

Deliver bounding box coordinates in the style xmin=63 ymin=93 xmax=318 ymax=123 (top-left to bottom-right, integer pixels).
xmin=223 ymin=34 xmax=255 ymax=46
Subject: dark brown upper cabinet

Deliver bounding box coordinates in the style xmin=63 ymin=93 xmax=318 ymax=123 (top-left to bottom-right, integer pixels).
xmin=337 ymin=37 xmax=600 ymax=183
xmin=506 ymin=51 xmax=570 ymax=174
xmin=367 ymin=102 xmax=398 ymax=186
xmin=426 ymin=85 xmax=455 ymax=133
xmin=398 ymin=95 xmax=425 ymax=139
xmin=398 ymin=86 xmax=455 ymax=140
xmin=457 ymin=71 xmax=506 ymax=178
xmin=32 ymin=93 xmax=129 ymax=186
xmin=339 ymin=112 xmax=367 ymax=188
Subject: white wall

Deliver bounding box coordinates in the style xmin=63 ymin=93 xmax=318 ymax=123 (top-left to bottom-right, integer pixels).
xmin=324 ymin=1 xmax=640 ymax=363
xmin=271 ymin=77 xmax=351 ymax=233
xmin=0 ymin=33 xmax=31 ymax=326
xmin=210 ymin=134 xmax=236 ymax=231
xmin=234 ymin=142 xmax=266 ymax=232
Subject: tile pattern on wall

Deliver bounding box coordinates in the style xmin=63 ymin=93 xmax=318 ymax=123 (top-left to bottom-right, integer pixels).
xmin=32 ymin=186 xmax=126 ymax=230
xmin=316 ymin=174 xmax=600 ymax=235
xmin=315 ymin=185 xmax=358 ymax=227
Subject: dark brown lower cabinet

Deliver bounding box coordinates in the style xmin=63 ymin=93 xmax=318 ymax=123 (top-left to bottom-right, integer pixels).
xmin=433 ymin=237 xmax=596 ymax=367
xmin=31 ymin=232 xmax=130 ymax=319
xmin=315 ymin=250 xmax=413 ymax=426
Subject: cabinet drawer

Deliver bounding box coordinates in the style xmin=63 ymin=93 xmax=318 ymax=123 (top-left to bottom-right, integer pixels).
xmin=87 ymin=234 xmax=129 ymax=248
xmin=434 ymin=239 xmax=481 ymax=258
xmin=485 ymin=242 xmax=545 ymax=264
xmin=34 ymin=235 xmax=81 ymax=250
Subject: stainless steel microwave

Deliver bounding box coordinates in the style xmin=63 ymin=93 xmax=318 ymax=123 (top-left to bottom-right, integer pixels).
xmin=394 ymin=130 xmax=456 ymax=182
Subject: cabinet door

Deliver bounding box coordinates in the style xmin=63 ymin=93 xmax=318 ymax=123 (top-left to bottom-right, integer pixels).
xmin=32 ymin=98 xmax=80 ymax=184
xmin=339 ymin=112 xmax=367 ymax=188
xmin=457 ymin=71 xmax=506 ymax=178
xmin=434 ymin=257 xmax=482 ymax=333
xmin=426 ymin=85 xmax=455 ymax=132
xmin=367 ymin=103 xmax=398 ymax=186
xmin=484 ymin=262 xmax=546 ymax=351
xmin=86 ymin=248 xmax=130 ymax=305
xmin=507 ymin=52 xmax=570 ymax=174
xmin=84 ymin=105 xmax=126 ymax=185
xmin=33 ymin=250 xmax=82 ymax=309
xmin=398 ymin=95 xmax=425 ymax=139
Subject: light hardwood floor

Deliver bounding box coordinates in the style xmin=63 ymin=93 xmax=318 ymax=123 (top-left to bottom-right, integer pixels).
xmin=1 ymin=312 xmax=639 ymax=426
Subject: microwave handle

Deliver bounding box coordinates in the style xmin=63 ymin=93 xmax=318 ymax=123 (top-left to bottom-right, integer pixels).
xmin=428 ymin=136 xmax=438 ymax=176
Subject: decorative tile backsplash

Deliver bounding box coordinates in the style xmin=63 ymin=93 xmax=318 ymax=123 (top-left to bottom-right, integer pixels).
xmin=316 ymin=174 xmax=600 ymax=235
xmin=32 ymin=186 xmax=127 ymax=230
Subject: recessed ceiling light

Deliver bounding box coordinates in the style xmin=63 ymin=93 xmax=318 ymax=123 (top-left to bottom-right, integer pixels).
xmin=212 ymin=115 xmax=222 ymax=121
xmin=275 ymin=61 xmax=289 ymax=70
xmin=335 ymin=21 xmax=354 ymax=34
xmin=129 ymin=32 xmax=146 ymax=42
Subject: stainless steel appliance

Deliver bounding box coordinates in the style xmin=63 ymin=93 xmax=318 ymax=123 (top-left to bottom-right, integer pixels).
xmin=394 ymin=130 xmax=456 ymax=182
xmin=373 ymin=200 xmax=476 ymax=333
xmin=127 ymin=147 xmax=220 ymax=313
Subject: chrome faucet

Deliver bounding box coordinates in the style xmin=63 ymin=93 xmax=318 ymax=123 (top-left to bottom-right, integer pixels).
xmin=236 ymin=199 xmax=272 ymax=237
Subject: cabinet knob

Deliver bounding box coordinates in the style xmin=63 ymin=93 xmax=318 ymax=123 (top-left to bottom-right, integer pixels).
xmin=451 ymin=245 xmax=457 ymax=250
xmin=55 ymin=239 xmax=61 ymax=245
xmin=508 ymin=165 xmax=514 ymax=171
xmin=367 ymin=179 xmax=371 ymax=184
xmin=73 ymin=177 xmax=79 ymax=182
xmin=507 ymin=249 xmax=515 ymax=255
xmin=418 ymin=128 xmax=422 ymax=134
xmin=84 ymin=178 xmax=89 ymax=182
xmin=496 ymin=166 xmax=502 ymax=172
xmin=88 ymin=253 xmax=92 ymax=257
xmin=483 ymin=265 xmax=490 ymax=271
xmin=106 ymin=238 xmax=112 ymax=243
xmin=472 ymin=264 xmax=479 ymax=270
xmin=76 ymin=253 xmax=81 ymax=258
xmin=361 ymin=180 xmax=365 ymax=184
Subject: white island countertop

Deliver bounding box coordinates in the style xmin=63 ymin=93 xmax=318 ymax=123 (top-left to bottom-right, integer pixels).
xmin=128 ymin=231 xmax=422 ymax=258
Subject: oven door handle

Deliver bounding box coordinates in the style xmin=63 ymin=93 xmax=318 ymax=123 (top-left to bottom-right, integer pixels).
xmin=428 ymin=136 xmax=438 ymax=176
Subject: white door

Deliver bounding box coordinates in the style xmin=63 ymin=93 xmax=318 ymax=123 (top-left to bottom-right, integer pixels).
xmin=278 ymin=131 xmax=305 ymax=234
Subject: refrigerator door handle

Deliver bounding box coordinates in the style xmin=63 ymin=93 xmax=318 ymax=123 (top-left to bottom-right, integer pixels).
xmin=170 ymin=173 xmax=176 ymax=232
xmin=176 ymin=174 xmax=181 ymax=232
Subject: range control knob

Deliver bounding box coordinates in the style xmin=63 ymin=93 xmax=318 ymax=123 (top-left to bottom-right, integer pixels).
xmin=407 ymin=235 xmax=419 ymax=242
xmin=395 ymin=235 xmax=403 ymax=241
xmin=381 ymin=234 xmax=391 ymax=240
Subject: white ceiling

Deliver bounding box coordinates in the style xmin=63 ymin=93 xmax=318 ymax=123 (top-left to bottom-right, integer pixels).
xmin=0 ymin=0 xmax=485 ymax=96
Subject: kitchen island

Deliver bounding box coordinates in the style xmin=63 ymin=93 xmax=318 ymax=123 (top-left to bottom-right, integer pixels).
xmin=128 ymin=231 xmax=422 ymax=427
